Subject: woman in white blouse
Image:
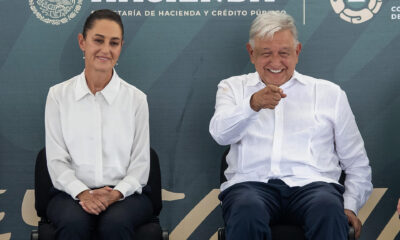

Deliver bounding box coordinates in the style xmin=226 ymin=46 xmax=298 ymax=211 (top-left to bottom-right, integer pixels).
xmin=45 ymin=9 xmax=152 ymax=240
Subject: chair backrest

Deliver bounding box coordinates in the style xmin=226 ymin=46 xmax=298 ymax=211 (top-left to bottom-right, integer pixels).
xmin=34 ymin=147 xmax=163 ymax=218
xmin=148 ymin=148 xmax=162 ymax=216
xmin=220 ymin=148 xmax=229 ymax=185
xmin=34 ymin=148 xmax=54 ymax=218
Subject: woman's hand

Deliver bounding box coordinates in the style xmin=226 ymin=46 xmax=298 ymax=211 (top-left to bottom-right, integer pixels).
xmin=89 ymin=187 xmax=123 ymax=208
xmin=77 ymin=190 xmax=107 ymax=215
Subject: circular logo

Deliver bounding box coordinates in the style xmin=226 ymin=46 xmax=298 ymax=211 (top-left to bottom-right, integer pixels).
xmin=330 ymin=0 xmax=382 ymax=24
xmin=29 ymin=0 xmax=83 ymax=25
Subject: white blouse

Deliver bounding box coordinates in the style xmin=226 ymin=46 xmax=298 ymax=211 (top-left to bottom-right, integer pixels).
xmin=45 ymin=70 xmax=150 ymax=199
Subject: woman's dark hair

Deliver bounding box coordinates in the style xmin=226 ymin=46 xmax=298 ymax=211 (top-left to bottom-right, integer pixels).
xmin=82 ymin=9 xmax=124 ymax=39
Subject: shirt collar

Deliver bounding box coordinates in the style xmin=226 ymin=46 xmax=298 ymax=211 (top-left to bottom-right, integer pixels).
xmin=101 ymin=70 xmax=120 ymax=105
xmin=75 ymin=70 xmax=121 ymax=105
xmin=246 ymin=72 xmax=264 ymax=87
xmin=247 ymin=70 xmax=307 ymax=88
xmin=75 ymin=71 xmax=91 ymax=101
xmin=280 ymin=70 xmax=307 ymax=90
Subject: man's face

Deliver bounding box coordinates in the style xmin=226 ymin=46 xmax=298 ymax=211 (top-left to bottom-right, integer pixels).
xmin=247 ymin=29 xmax=301 ymax=86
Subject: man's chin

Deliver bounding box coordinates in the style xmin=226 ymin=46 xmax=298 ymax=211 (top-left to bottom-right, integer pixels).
xmin=263 ymin=76 xmax=286 ymax=86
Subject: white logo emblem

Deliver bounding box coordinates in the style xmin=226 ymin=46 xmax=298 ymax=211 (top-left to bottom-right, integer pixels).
xmin=29 ymin=0 xmax=83 ymax=25
xmin=330 ymin=0 xmax=382 ymax=24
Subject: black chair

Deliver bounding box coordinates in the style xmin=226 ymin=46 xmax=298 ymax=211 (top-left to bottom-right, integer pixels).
xmin=217 ymin=148 xmax=355 ymax=240
xmin=31 ymin=147 xmax=169 ymax=240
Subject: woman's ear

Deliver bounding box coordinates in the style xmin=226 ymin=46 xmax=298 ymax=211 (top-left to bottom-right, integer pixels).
xmin=78 ymin=33 xmax=85 ymax=51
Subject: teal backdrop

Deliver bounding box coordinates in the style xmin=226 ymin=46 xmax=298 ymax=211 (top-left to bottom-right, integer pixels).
xmin=0 ymin=0 xmax=399 ymax=239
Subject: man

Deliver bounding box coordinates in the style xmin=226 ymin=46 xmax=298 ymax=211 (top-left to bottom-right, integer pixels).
xmin=209 ymin=11 xmax=372 ymax=240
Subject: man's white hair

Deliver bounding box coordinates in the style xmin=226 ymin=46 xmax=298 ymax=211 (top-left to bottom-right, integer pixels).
xmin=249 ymin=11 xmax=298 ymax=48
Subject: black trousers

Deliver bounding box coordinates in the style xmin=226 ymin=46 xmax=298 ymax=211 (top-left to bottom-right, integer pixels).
xmin=47 ymin=189 xmax=153 ymax=240
xmin=219 ymin=180 xmax=349 ymax=240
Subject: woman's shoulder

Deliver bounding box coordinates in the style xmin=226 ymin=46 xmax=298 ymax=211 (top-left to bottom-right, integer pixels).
xmin=118 ymin=77 xmax=147 ymax=99
xmin=48 ymin=74 xmax=80 ymax=95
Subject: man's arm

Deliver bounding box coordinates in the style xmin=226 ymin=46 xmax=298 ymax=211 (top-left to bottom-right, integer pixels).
xmin=334 ymin=90 xmax=372 ymax=213
xmin=334 ymin=90 xmax=372 ymax=238
xmin=209 ymin=79 xmax=285 ymax=145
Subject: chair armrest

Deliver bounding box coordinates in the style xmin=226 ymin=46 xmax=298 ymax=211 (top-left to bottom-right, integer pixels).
xmin=31 ymin=229 xmax=39 ymax=240
xmin=162 ymin=229 xmax=169 ymax=240
xmin=348 ymin=225 xmax=355 ymax=240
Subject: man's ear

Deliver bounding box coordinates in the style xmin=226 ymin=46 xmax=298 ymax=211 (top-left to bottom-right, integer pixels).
xmin=295 ymin=42 xmax=302 ymax=57
xmin=246 ymin=43 xmax=255 ymax=64
xmin=78 ymin=33 xmax=85 ymax=51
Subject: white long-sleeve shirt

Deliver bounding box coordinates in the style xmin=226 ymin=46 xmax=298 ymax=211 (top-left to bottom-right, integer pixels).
xmin=45 ymin=70 xmax=150 ymax=199
xmin=209 ymin=71 xmax=372 ymax=214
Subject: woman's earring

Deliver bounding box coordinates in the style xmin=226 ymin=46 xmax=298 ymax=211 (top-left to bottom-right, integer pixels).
xmin=82 ymin=52 xmax=85 ymax=60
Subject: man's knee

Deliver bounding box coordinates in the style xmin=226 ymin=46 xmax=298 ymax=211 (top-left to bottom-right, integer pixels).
xmin=307 ymin=190 xmax=344 ymax=217
xmin=225 ymin=196 xmax=270 ymax=224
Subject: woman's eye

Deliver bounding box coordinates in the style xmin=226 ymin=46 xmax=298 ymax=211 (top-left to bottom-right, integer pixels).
xmin=94 ymin=39 xmax=103 ymax=43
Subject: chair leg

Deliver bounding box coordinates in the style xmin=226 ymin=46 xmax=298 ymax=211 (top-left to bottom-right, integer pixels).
xmin=217 ymin=227 xmax=225 ymax=240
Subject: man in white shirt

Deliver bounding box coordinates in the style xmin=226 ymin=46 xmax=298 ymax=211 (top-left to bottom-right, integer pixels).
xmin=209 ymin=11 xmax=372 ymax=240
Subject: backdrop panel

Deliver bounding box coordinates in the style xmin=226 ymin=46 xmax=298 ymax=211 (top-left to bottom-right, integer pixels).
xmin=0 ymin=0 xmax=399 ymax=239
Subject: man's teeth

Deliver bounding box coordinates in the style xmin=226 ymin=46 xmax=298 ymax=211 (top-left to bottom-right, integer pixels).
xmin=269 ymin=69 xmax=282 ymax=73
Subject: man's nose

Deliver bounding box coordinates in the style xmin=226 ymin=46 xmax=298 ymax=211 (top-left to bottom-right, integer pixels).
xmin=269 ymin=54 xmax=281 ymax=67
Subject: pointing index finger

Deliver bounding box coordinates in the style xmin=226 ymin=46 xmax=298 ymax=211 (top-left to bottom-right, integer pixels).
xmin=268 ymin=84 xmax=281 ymax=92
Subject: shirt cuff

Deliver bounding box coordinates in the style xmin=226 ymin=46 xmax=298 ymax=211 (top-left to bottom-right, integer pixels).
xmin=344 ymin=195 xmax=359 ymax=215
xmin=66 ymin=180 xmax=90 ymax=200
xmin=114 ymin=180 xmax=142 ymax=200
xmin=241 ymin=95 xmax=258 ymax=119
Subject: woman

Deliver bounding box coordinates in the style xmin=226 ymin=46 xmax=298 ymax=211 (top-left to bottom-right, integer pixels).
xmin=45 ymin=9 xmax=152 ymax=239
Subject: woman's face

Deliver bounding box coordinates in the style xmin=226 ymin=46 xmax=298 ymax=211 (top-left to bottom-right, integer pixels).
xmin=78 ymin=19 xmax=123 ymax=74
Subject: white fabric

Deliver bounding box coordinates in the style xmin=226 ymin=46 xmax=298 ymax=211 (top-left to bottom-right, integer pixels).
xmin=45 ymin=70 xmax=150 ymax=199
xmin=209 ymin=71 xmax=372 ymax=214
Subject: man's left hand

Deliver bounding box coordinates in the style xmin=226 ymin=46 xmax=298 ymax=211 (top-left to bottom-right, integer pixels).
xmin=344 ymin=209 xmax=362 ymax=239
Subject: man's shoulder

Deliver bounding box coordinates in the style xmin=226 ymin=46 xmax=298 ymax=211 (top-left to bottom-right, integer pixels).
xmin=220 ymin=72 xmax=259 ymax=86
xmin=297 ymin=72 xmax=342 ymax=93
